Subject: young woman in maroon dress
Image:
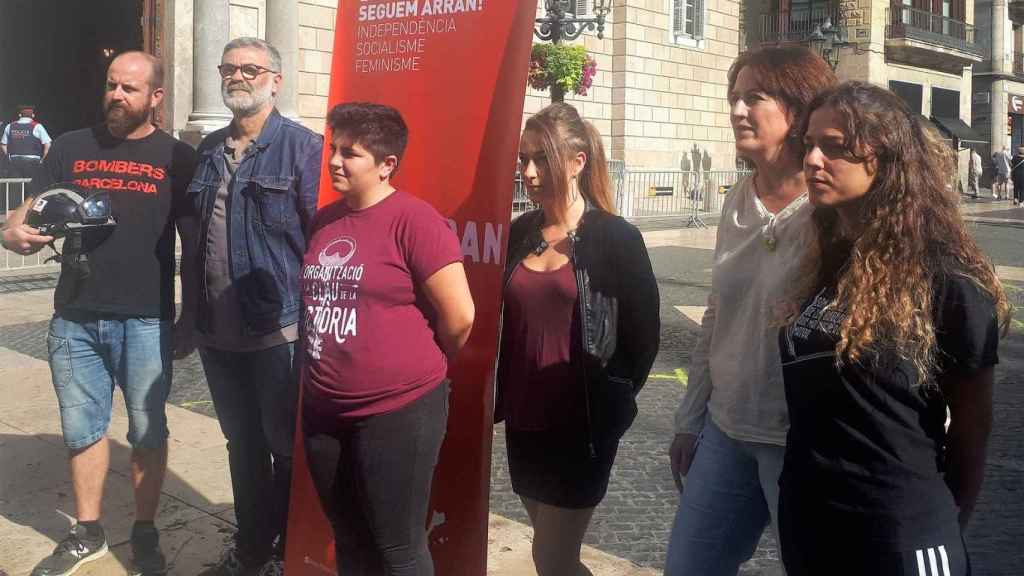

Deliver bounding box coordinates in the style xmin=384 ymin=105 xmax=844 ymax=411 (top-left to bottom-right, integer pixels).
xmin=496 ymin=103 xmax=660 ymax=575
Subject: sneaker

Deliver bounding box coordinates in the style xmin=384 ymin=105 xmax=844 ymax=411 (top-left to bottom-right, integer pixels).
xmin=129 ymin=522 xmax=167 ymax=576
xmin=256 ymin=557 xmax=284 ymax=576
xmin=30 ymin=524 xmax=108 ymax=576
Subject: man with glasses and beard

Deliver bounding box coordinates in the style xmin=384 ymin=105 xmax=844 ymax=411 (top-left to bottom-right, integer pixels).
xmin=177 ymin=37 xmax=321 ymax=576
xmin=0 ymin=52 xmax=198 ymax=576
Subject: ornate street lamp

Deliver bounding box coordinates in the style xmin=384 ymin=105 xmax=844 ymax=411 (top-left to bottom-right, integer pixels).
xmin=531 ymin=1 xmax=611 ymax=101
xmin=807 ymin=17 xmax=847 ymax=71
xmin=534 ymin=0 xmax=612 ymax=44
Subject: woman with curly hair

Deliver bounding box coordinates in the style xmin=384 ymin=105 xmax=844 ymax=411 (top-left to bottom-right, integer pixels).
xmin=780 ymin=81 xmax=1010 ymax=575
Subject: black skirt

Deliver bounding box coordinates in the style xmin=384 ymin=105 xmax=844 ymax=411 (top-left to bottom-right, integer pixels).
xmin=505 ymin=428 xmax=619 ymax=509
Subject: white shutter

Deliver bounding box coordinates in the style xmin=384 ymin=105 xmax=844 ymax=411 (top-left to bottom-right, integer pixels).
xmin=694 ymin=0 xmax=705 ymax=39
xmin=568 ymin=0 xmax=589 ymax=15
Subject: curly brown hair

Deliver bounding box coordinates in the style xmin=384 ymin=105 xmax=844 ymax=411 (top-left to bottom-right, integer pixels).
xmin=797 ymin=82 xmax=1010 ymax=382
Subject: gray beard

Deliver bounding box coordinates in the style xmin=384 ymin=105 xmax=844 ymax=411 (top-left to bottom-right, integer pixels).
xmin=222 ymin=82 xmax=275 ymax=117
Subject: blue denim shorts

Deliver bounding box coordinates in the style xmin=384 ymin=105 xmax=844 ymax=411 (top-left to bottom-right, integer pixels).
xmin=47 ymin=312 xmax=172 ymax=450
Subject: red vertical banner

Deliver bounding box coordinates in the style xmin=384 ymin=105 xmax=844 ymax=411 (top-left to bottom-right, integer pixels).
xmin=284 ymin=1 xmax=538 ymax=574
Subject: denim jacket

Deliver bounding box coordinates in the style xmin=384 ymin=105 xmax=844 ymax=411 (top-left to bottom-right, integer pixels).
xmin=186 ymin=109 xmax=322 ymax=336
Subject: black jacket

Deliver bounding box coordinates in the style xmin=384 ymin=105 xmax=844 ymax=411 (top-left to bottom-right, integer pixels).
xmin=496 ymin=207 xmax=660 ymax=454
xmin=1013 ymin=155 xmax=1024 ymax=191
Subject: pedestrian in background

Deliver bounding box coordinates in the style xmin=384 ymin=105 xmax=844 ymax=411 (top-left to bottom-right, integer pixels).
xmin=497 ymin=102 xmax=660 ymax=576
xmin=993 ymin=146 xmax=1011 ymax=200
xmin=665 ymin=45 xmax=836 ymax=576
xmin=301 ymin=102 xmax=474 ymax=576
xmin=969 ymin=146 xmax=983 ymax=198
xmin=1011 ymin=147 xmax=1024 ymax=206
xmin=781 ymin=80 xmax=1008 ymax=575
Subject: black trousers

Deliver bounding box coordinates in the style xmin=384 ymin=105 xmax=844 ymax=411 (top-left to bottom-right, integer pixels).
xmin=304 ymin=381 xmax=449 ymax=576
xmin=199 ymin=343 xmax=298 ymax=563
xmin=9 ymin=156 xmax=42 ymax=179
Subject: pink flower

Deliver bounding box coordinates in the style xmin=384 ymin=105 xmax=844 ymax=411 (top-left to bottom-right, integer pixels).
xmin=575 ymin=55 xmax=597 ymax=96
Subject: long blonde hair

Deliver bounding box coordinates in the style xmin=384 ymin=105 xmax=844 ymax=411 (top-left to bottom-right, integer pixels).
xmin=523 ymin=102 xmax=616 ymax=214
xmin=797 ymin=82 xmax=1010 ymax=382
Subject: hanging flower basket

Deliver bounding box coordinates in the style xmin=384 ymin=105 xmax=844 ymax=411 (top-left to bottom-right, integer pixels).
xmin=528 ymin=43 xmax=598 ymax=99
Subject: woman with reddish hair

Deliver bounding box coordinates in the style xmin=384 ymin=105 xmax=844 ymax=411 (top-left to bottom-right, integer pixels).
xmin=665 ymin=46 xmax=836 ymax=575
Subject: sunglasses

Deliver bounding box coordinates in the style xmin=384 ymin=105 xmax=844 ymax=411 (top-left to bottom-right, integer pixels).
xmin=217 ymin=63 xmax=278 ymax=80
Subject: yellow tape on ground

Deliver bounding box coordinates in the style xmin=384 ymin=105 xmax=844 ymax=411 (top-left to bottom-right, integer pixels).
xmin=649 ymin=368 xmax=688 ymax=387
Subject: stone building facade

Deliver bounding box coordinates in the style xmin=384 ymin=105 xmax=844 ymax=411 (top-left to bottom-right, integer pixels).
xmin=156 ymin=0 xmax=742 ymax=170
xmin=743 ymin=0 xmax=984 ymax=186
xmin=744 ymin=0 xmax=980 ymax=123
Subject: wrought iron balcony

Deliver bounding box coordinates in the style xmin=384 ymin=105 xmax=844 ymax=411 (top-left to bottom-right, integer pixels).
xmin=884 ymin=5 xmax=982 ymax=71
xmin=760 ymin=6 xmax=842 ymax=44
xmin=1009 ymin=0 xmax=1024 ymax=24
xmin=885 ymin=5 xmax=980 ymax=55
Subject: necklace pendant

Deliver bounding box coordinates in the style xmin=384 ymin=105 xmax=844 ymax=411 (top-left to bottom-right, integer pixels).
xmin=764 ymin=236 xmax=777 ymax=251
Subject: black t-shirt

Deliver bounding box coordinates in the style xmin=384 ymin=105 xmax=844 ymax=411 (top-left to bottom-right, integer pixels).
xmin=31 ymin=125 xmax=198 ymax=318
xmin=778 ymin=244 xmax=1000 ymax=551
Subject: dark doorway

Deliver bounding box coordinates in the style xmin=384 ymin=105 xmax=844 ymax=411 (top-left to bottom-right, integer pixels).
xmin=0 ymin=0 xmax=144 ymax=139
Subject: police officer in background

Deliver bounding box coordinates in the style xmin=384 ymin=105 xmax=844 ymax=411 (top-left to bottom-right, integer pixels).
xmin=1 ymin=105 xmax=52 ymax=179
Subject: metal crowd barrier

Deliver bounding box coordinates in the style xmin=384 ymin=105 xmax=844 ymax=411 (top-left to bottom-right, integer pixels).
xmin=1 ymin=178 xmax=62 ymax=271
xmin=513 ymin=167 xmax=751 ymax=227
xmin=618 ymin=169 xmax=750 ymax=227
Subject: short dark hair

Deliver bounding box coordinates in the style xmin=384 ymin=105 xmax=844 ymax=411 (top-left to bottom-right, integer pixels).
xmin=326 ymin=103 xmax=408 ymax=166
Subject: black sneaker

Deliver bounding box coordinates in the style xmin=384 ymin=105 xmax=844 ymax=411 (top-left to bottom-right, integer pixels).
xmin=30 ymin=524 xmax=108 ymax=576
xmin=129 ymin=522 xmax=167 ymax=576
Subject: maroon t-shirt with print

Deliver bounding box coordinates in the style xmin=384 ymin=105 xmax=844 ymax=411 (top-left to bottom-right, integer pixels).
xmin=301 ymin=190 xmax=463 ymax=426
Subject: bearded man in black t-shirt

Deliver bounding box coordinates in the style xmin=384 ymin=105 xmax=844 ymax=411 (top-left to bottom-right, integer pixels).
xmin=0 ymin=51 xmax=197 ymax=576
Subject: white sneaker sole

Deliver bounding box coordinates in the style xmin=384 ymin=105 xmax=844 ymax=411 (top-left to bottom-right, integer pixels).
xmin=49 ymin=542 xmax=109 ymax=576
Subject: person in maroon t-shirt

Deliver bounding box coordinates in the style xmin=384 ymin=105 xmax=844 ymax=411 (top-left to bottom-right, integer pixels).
xmin=300 ymin=102 xmax=474 ymax=576
xmin=496 ymin=103 xmax=660 ymax=576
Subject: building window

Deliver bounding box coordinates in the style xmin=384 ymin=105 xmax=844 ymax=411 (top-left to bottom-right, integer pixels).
xmin=673 ymin=0 xmax=705 ymax=41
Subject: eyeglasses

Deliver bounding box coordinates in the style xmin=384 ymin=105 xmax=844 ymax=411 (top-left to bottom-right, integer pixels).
xmin=217 ymin=63 xmax=278 ymax=80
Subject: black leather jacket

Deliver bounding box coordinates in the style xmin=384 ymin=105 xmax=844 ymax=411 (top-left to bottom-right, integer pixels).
xmin=496 ymin=207 xmax=660 ymax=456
